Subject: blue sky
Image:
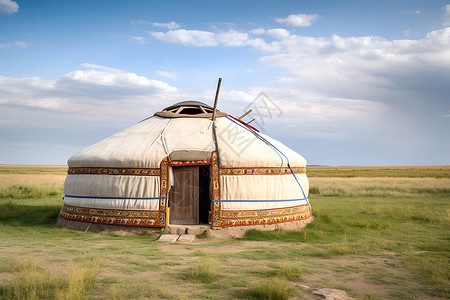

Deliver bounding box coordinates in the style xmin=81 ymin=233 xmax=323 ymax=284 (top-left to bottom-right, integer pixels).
xmin=1 ymin=0 xmax=449 ymax=166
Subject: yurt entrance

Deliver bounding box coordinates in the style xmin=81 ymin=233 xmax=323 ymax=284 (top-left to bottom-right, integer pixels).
xmin=169 ymin=165 xmax=211 ymax=225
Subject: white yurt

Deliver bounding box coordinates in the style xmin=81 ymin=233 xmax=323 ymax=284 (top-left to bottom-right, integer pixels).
xmin=57 ymin=99 xmax=312 ymax=231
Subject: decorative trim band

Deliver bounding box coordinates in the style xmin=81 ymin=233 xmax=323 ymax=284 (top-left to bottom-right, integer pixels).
xmin=159 ymin=157 xmax=169 ymax=226
xmin=68 ymin=167 xmax=160 ymax=176
xmin=211 ymin=151 xmax=221 ymax=228
xmin=65 ymin=195 xmax=166 ymax=200
xmin=170 ymin=160 xmax=211 ymax=166
xmin=68 ymin=166 xmax=305 ymax=176
xmin=218 ymin=204 xmax=311 ymax=227
xmin=212 ymin=198 xmax=308 ymax=203
xmin=219 ymin=167 xmax=306 ymax=176
xmin=59 ymin=204 xmax=160 ymax=227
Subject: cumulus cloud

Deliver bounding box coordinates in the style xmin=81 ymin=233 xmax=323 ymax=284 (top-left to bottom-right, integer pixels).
xmin=266 ymin=28 xmax=290 ymax=39
xmin=443 ymin=4 xmax=450 ymax=26
xmin=0 ymin=67 xmax=184 ymax=165
xmin=217 ymin=30 xmax=249 ymax=46
xmin=150 ymin=28 xmax=281 ymax=52
xmin=276 ymin=13 xmax=319 ymax=27
xmin=250 ymin=28 xmax=265 ymax=35
xmin=0 ymin=69 xmax=178 ymax=119
xmin=0 ymin=0 xmax=18 ymax=14
xmin=150 ymin=29 xmax=217 ymax=46
xmin=258 ymin=28 xmax=450 ymax=109
xmin=80 ymin=63 xmax=125 ymax=73
xmin=152 ymin=21 xmax=181 ymax=30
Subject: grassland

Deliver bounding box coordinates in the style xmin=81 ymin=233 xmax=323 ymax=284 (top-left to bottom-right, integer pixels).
xmin=0 ymin=165 xmax=449 ymax=299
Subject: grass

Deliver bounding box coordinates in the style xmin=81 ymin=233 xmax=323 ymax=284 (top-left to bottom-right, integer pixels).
xmin=0 ymin=256 xmax=100 ymax=300
xmin=240 ymin=278 xmax=293 ymax=300
xmin=0 ymin=165 xmax=449 ymax=299
xmin=184 ymin=258 xmax=220 ymax=283
xmin=306 ymin=165 xmax=450 ymax=178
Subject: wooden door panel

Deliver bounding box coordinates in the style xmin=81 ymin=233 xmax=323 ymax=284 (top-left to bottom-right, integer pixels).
xmin=169 ymin=166 xmax=199 ymax=225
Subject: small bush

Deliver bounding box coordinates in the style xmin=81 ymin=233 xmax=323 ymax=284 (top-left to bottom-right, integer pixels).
xmin=0 ymin=257 xmax=100 ymax=300
xmin=276 ymin=265 xmax=307 ymax=280
xmin=57 ymin=257 xmax=101 ymax=300
xmin=0 ymin=258 xmax=65 ymax=299
xmin=185 ymin=258 xmax=219 ymax=283
xmin=309 ymin=186 xmax=320 ymax=194
xmin=245 ymin=278 xmax=293 ymax=300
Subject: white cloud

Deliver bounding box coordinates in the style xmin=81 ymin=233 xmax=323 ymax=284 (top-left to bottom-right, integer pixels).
xmin=217 ymin=30 xmax=249 ymax=46
xmin=0 ymin=69 xmax=178 ymax=119
xmin=152 ymin=21 xmax=181 ymax=30
xmin=150 ymin=29 xmax=218 ymax=46
xmin=156 ymin=70 xmax=177 ymax=80
xmin=0 ymin=0 xmax=18 ymax=14
xmin=130 ymin=36 xmax=146 ymax=44
xmin=251 ymin=28 xmax=265 ymax=35
xmin=58 ymin=69 xmax=176 ymax=93
xmin=276 ymin=13 xmax=319 ymax=27
xmin=0 ymin=41 xmax=26 ymax=48
xmin=443 ymin=4 xmax=450 ymax=26
xmin=246 ymin=37 xmax=280 ymax=53
xmin=266 ymin=28 xmax=290 ymax=39
xmin=259 ymin=28 xmax=450 ymax=108
xmin=80 ymin=63 xmax=125 ymax=73
xmin=150 ymin=28 xmax=282 ymax=52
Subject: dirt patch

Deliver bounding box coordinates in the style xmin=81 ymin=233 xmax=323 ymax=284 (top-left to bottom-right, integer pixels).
xmin=297 ymin=255 xmax=434 ymax=299
xmin=0 ymin=272 xmax=14 ymax=285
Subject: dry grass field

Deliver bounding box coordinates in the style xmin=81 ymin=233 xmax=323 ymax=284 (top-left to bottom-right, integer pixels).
xmin=0 ymin=165 xmax=449 ymax=299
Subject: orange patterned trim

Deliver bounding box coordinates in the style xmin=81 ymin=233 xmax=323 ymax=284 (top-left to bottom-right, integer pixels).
xmin=170 ymin=160 xmax=211 ymax=166
xmin=218 ymin=204 xmax=311 ymax=227
xmin=219 ymin=167 xmax=306 ymax=176
xmin=159 ymin=157 xmax=170 ymax=227
xmin=59 ymin=204 xmax=160 ymax=227
xmin=68 ymin=167 xmax=160 ymax=176
xmin=211 ymin=151 xmax=221 ymax=228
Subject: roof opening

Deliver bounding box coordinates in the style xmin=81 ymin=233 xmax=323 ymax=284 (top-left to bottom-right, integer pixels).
xmin=154 ymin=100 xmax=228 ymax=119
xmin=177 ymin=107 xmax=204 ymax=115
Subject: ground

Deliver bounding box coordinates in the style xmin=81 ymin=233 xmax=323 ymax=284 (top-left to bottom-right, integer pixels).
xmin=0 ymin=165 xmax=449 ymax=299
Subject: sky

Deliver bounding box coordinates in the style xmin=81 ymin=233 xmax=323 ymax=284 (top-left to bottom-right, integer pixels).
xmin=0 ymin=0 xmax=449 ymax=166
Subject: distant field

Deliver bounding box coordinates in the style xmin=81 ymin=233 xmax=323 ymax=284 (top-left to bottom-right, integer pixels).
xmin=0 ymin=165 xmax=448 ymax=299
xmin=307 ymin=165 xmax=450 ymax=178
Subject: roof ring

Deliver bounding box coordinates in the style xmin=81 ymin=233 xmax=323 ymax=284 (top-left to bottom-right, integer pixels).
xmin=162 ymin=101 xmax=216 ymax=115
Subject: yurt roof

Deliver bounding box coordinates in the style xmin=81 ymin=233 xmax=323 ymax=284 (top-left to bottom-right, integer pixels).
xmin=68 ymin=101 xmax=307 ymax=169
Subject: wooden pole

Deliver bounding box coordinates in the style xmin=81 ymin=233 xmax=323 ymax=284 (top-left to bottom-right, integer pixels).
xmin=238 ymin=109 xmax=252 ymax=120
xmin=211 ymin=78 xmax=222 ymax=167
xmin=212 ymin=78 xmax=222 ymax=121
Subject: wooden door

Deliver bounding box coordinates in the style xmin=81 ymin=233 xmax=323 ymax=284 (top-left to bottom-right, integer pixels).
xmin=169 ymin=166 xmax=199 ymax=225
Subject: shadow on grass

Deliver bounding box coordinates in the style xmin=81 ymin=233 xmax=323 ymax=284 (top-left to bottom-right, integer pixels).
xmin=0 ymin=202 xmax=60 ymax=226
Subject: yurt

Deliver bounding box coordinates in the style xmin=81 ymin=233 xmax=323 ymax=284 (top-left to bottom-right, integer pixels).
xmin=57 ymin=90 xmax=312 ymax=231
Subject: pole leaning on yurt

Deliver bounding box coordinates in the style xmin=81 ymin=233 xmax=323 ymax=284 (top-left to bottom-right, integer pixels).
xmin=212 ymin=77 xmax=222 ymax=121
xmin=212 ymin=78 xmax=222 ymax=166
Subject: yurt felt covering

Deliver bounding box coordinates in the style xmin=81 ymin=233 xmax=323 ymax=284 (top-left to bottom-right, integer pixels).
xmin=59 ymin=113 xmax=311 ymax=229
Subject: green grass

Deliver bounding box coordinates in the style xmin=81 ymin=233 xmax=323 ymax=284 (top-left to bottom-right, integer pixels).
xmin=239 ymin=278 xmax=293 ymax=300
xmin=0 ymin=165 xmax=449 ymax=299
xmin=184 ymin=258 xmax=220 ymax=283
xmin=307 ymin=165 xmax=450 ymax=178
xmin=0 ymin=256 xmax=100 ymax=300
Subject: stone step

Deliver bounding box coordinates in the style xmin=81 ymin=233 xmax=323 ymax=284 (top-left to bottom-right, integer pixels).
xmin=177 ymin=234 xmax=196 ymax=242
xmin=157 ymin=234 xmax=179 ymax=242
xmin=157 ymin=234 xmax=196 ymax=242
